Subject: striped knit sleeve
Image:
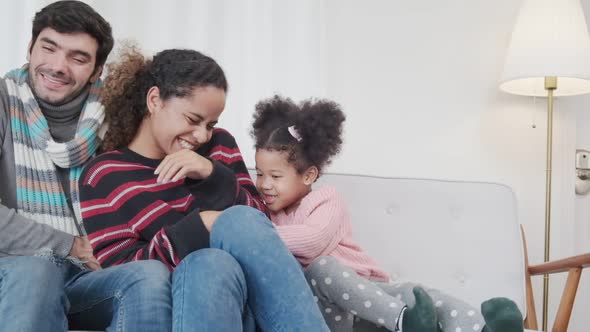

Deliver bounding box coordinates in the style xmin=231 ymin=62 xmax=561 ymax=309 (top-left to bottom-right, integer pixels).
xmin=79 ymin=155 xmax=209 ymax=270
xmin=198 ymin=128 xmax=267 ymax=214
xmin=274 ymin=187 xmax=347 ymax=261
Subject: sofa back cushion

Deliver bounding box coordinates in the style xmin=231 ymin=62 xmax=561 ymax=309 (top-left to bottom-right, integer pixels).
xmin=314 ymin=174 xmax=526 ymax=313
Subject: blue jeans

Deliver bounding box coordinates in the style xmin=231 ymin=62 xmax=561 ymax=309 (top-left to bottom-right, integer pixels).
xmin=172 ymin=205 xmax=329 ymax=332
xmin=0 ymin=255 xmax=172 ymax=331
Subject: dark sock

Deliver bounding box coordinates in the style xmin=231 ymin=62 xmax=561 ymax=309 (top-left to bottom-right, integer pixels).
xmin=401 ymin=287 xmax=438 ymax=332
xmin=481 ymin=297 xmax=524 ymax=332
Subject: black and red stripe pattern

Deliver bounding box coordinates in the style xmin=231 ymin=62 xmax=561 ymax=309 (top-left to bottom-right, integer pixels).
xmin=79 ymin=128 xmax=267 ymax=270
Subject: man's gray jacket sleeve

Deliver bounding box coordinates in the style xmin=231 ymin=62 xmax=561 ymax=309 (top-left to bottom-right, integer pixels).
xmin=0 ymin=206 xmax=75 ymax=257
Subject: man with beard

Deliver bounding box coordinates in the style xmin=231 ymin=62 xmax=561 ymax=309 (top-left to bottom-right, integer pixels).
xmin=0 ymin=1 xmax=171 ymax=331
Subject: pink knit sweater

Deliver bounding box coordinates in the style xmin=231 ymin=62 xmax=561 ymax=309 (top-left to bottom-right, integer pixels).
xmin=271 ymin=186 xmax=390 ymax=282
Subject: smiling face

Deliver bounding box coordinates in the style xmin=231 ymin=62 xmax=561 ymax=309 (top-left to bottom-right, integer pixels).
xmin=138 ymin=85 xmax=226 ymax=159
xmin=28 ymin=28 xmax=100 ymax=105
xmin=255 ymin=149 xmax=317 ymax=214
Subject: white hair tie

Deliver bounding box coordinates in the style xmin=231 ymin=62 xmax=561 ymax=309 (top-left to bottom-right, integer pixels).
xmin=288 ymin=125 xmax=302 ymax=142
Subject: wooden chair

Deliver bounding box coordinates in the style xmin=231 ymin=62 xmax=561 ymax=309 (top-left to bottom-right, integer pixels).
xmin=522 ymin=225 xmax=590 ymax=331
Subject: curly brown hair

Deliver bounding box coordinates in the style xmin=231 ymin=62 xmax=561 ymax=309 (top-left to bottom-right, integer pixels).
xmin=251 ymin=95 xmax=346 ymax=174
xmin=101 ymin=45 xmax=228 ymax=152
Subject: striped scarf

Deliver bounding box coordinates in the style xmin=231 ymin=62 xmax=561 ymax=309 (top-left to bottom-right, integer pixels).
xmin=4 ymin=66 xmax=105 ymax=235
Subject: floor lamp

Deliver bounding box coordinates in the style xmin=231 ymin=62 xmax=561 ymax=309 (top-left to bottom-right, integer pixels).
xmin=500 ymin=0 xmax=590 ymax=330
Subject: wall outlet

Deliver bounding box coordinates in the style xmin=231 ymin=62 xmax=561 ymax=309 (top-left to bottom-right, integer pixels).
xmin=576 ymin=149 xmax=590 ymax=170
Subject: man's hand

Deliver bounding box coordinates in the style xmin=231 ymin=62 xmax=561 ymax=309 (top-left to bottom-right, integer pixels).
xmin=69 ymin=236 xmax=102 ymax=271
xmin=154 ymin=149 xmax=213 ymax=183
xmin=200 ymin=210 xmax=222 ymax=232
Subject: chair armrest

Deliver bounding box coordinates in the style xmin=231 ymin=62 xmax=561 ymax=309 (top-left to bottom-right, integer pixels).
xmin=528 ymin=252 xmax=590 ymax=275
xmin=521 ymin=225 xmax=588 ymax=331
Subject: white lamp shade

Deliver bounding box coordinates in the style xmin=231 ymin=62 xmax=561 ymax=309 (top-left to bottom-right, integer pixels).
xmin=500 ymin=0 xmax=590 ymax=97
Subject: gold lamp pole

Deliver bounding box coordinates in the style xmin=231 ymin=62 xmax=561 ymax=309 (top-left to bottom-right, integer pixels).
xmin=500 ymin=1 xmax=590 ymax=330
xmin=542 ymin=76 xmax=556 ymax=331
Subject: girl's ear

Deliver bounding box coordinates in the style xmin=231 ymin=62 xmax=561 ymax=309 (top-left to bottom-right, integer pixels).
xmin=146 ymin=86 xmax=162 ymax=115
xmin=303 ymin=166 xmax=319 ymax=185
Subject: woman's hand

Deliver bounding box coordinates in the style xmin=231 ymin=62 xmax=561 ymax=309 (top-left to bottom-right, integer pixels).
xmin=200 ymin=210 xmax=223 ymax=231
xmin=154 ymin=149 xmax=213 ymax=183
xmin=69 ymin=236 xmax=102 ymax=271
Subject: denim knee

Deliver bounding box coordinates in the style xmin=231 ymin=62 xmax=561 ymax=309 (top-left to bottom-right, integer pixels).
xmin=114 ymin=260 xmax=171 ymax=296
xmin=210 ymin=206 xmax=272 ymax=244
xmin=0 ymin=256 xmax=65 ymax=289
xmin=0 ymin=256 xmax=67 ymax=306
xmin=130 ymin=259 xmax=170 ymax=283
xmin=225 ymin=205 xmax=269 ymax=225
xmin=175 ymin=248 xmax=243 ymax=279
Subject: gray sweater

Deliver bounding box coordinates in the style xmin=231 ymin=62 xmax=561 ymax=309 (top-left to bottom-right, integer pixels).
xmin=0 ymin=76 xmax=89 ymax=258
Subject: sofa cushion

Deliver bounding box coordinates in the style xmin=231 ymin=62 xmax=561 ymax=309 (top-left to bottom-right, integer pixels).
xmin=314 ymin=174 xmax=527 ymax=315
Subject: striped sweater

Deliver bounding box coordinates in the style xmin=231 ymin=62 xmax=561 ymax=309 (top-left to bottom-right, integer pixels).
xmin=272 ymin=186 xmax=390 ymax=282
xmin=79 ymin=128 xmax=265 ymax=270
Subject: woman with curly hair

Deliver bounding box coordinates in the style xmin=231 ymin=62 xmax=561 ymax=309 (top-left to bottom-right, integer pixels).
xmin=78 ymin=47 xmax=328 ymax=331
xmin=251 ymin=96 xmax=524 ymax=332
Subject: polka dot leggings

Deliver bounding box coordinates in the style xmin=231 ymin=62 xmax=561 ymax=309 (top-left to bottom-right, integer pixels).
xmin=305 ymin=256 xmax=485 ymax=332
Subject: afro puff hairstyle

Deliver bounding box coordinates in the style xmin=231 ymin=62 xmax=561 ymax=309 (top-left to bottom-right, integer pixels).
xmin=251 ymin=95 xmax=345 ymax=174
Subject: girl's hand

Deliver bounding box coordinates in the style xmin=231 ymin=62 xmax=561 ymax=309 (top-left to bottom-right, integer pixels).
xmin=154 ymin=149 xmax=213 ymax=183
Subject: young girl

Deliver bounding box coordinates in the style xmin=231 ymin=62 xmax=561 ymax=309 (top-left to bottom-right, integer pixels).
xmin=79 ymin=47 xmax=328 ymax=331
xmin=251 ymin=95 xmax=524 ymax=332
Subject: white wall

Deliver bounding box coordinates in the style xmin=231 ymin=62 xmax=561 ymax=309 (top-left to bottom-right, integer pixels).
xmin=568 ymin=1 xmax=590 ymax=332
xmin=1 ymin=0 xmax=587 ymax=330
xmin=323 ymin=0 xmax=583 ymax=330
xmin=0 ymin=0 xmax=328 ymax=161
xmin=573 ymin=94 xmax=590 ymax=332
